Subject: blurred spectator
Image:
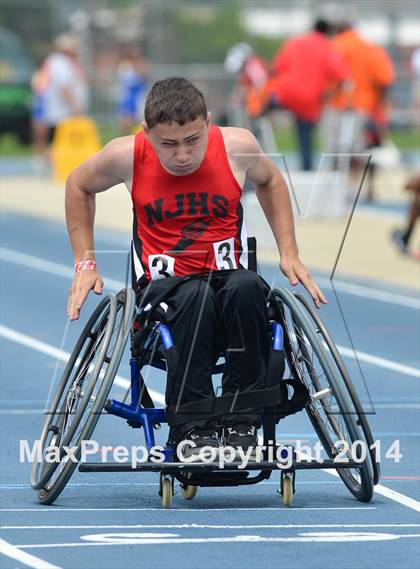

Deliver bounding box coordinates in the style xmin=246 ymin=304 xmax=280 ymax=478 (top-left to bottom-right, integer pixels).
xmin=223 ymin=42 xmax=275 ymax=150
xmin=271 ymin=19 xmax=348 ymax=171
xmin=117 ymin=45 xmax=149 ymax=135
xmin=30 ymin=33 xmax=89 ymax=168
xmin=30 ymin=62 xmax=49 ymax=171
xmin=44 ymin=34 xmax=89 ymax=132
xmin=391 ymin=173 xmax=420 ymax=257
xmin=410 ymin=46 xmax=420 ymax=124
xmin=224 ymin=43 xmax=271 ymax=119
xmin=322 ymin=22 xmax=395 ymax=200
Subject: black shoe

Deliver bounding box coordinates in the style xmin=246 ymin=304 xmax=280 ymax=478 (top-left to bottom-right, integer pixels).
xmin=223 ymin=423 xmax=258 ymax=457
xmin=177 ymin=427 xmax=221 ymax=460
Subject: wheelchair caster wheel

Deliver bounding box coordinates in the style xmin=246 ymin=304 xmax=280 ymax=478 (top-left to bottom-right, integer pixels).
xmin=181 ymin=485 xmax=197 ymax=500
xmin=281 ymin=473 xmax=294 ymax=507
xmin=160 ymin=477 xmax=173 ymax=508
xmin=37 ymin=489 xmax=49 ymax=504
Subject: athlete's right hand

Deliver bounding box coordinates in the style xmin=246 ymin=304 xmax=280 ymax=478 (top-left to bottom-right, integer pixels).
xmin=68 ymin=270 xmax=104 ymax=321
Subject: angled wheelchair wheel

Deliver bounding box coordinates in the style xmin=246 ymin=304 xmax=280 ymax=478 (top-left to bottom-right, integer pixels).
xmin=31 ymin=289 xmax=135 ymax=505
xmin=272 ymin=287 xmax=374 ymax=503
xmin=293 ymin=291 xmax=380 ymax=486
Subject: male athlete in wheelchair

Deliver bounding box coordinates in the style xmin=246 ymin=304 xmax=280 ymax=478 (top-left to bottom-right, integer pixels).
xmin=31 ymin=78 xmax=378 ymax=507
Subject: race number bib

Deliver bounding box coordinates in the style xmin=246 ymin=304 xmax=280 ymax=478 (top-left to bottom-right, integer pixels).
xmin=148 ymin=254 xmax=175 ymax=280
xmin=213 ymin=237 xmax=237 ymax=270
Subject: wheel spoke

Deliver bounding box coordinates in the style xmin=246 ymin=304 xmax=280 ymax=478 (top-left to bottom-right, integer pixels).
xmin=275 ymin=290 xmax=372 ymax=501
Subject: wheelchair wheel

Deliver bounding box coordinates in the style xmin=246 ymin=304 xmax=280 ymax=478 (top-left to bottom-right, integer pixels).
xmin=181 ymin=484 xmax=198 ymax=500
xmin=160 ymin=475 xmax=174 ymax=509
xmin=280 ymin=472 xmax=294 ymax=506
xmin=31 ymin=289 xmax=135 ymax=505
xmin=293 ymin=291 xmax=380 ymax=486
xmin=272 ymin=287 xmax=374 ymax=503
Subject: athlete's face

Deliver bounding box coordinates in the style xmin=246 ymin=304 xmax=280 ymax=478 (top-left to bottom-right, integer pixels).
xmin=144 ymin=114 xmax=210 ymax=176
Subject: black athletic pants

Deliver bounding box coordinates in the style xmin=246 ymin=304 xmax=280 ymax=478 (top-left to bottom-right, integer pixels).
xmin=139 ymin=269 xmax=271 ymax=435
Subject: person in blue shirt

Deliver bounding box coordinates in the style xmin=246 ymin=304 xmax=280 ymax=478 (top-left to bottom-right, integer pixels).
xmin=117 ymin=45 xmax=149 ymax=135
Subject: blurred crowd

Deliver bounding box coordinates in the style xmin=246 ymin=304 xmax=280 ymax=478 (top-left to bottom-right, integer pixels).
xmin=224 ymin=17 xmax=398 ymax=177
xmin=223 ymin=17 xmax=418 ymax=254
xmin=30 ymin=33 xmax=149 ymax=171
xmin=21 ymin=20 xmax=419 ymax=256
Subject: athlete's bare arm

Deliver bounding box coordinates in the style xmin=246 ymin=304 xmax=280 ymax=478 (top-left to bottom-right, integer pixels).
xmin=224 ymin=128 xmax=327 ymax=308
xmin=65 ymin=136 xmax=134 ymax=320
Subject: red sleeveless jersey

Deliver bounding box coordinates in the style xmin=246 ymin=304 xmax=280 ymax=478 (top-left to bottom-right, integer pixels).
xmin=131 ymin=125 xmax=249 ymax=285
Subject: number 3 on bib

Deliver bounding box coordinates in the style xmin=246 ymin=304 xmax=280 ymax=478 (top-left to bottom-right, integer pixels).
xmin=213 ymin=238 xmax=237 ymax=270
xmin=148 ymin=254 xmax=175 ymax=280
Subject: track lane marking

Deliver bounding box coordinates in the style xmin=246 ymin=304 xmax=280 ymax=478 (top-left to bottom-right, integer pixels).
xmin=2 ymin=320 xmax=418 ymax=380
xmin=0 ymin=507 xmax=376 ymax=512
xmin=315 ymin=276 xmax=420 ymax=309
xmin=0 ymin=247 xmax=125 ymax=291
xmin=11 ymin=533 xmax=420 ymax=548
xmin=0 ymin=538 xmax=61 ymax=569
xmin=2 ymin=523 xmax=419 ymax=530
xmin=0 ymin=325 xmax=165 ymax=406
xmin=335 ymin=345 xmax=420 ymax=379
xmin=2 ymin=326 xmax=419 ymax=512
xmin=2 ymin=245 xmax=419 ymax=308
xmin=289 ymin=445 xmax=420 ymax=513
xmin=298 ymin=452 xmax=420 ymax=513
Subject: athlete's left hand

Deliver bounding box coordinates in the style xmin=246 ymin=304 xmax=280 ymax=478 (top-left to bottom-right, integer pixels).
xmin=280 ymin=255 xmax=327 ymax=309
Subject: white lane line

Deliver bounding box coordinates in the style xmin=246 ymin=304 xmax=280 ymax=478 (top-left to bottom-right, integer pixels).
xmin=315 ymin=277 xmax=420 ymax=309
xmin=0 ymin=324 xmax=165 ymax=406
xmin=264 ymin=444 xmax=420 ymax=514
xmin=2 ymin=523 xmax=419 ymax=530
xmin=2 ymin=327 xmax=419 ymax=512
xmin=0 ymin=507 xmax=376 ymax=512
xmin=0 ymin=247 xmax=125 ymax=292
xmin=0 ymin=410 xmax=49 ymax=414
xmin=0 ymin=325 xmax=70 ymax=363
xmin=2 ymin=247 xmax=419 ymax=377
xmin=12 ymin=534 xmax=420 ymax=548
xmin=319 ymin=465 xmax=420 ymax=513
xmin=365 ymin=404 xmax=420 ymax=409
xmin=336 ymin=344 xmax=420 ymax=379
xmin=2 ymin=319 xmax=419 ymax=381
xmin=373 ymin=485 xmax=420 ymax=513
xmin=0 ymin=538 xmax=61 ymax=569
xmin=2 ymin=246 xmax=419 ymax=309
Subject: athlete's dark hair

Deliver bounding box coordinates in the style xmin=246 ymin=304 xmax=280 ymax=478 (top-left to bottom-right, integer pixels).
xmin=144 ymin=77 xmax=207 ymax=128
xmin=313 ymin=18 xmax=331 ymax=35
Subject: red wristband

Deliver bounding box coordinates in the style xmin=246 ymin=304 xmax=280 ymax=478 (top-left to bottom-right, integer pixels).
xmin=75 ymin=260 xmax=97 ymax=274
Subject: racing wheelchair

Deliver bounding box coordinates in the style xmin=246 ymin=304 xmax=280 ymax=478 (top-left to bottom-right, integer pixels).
xmin=31 ymin=240 xmax=379 ymax=508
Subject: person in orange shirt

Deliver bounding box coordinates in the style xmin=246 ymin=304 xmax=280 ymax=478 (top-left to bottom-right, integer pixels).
xmin=271 ymin=19 xmax=348 ymax=171
xmin=322 ymin=22 xmax=395 ymax=199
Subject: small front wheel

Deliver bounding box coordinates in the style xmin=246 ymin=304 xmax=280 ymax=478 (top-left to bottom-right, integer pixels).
xmin=181 ymin=485 xmax=198 ymax=500
xmin=161 ymin=477 xmax=173 ymax=508
xmin=281 ymin=474 xmax=294 ymax=506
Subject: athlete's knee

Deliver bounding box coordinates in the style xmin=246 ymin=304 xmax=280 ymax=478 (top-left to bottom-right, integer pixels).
xmin=188 ymin=279 xmax=217 ymax=311
xmin=228 ymin=270 xmax=266 ymax=299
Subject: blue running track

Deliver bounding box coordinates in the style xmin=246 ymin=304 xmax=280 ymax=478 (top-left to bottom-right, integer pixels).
xmin=1 ymin=211 xmax=419 ymax=569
